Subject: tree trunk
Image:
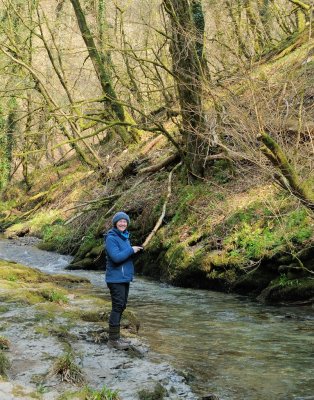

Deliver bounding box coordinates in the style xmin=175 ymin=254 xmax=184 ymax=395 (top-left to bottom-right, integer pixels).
xmin=69 ymin=0 xmax=138 ymax=144
xmin=0 ymin=98 xmax=16 ymax=190
xmin=163 ymin=0 xmax=212 ymax=177
xmin=22 ymin=94 xmax=32 ymax=191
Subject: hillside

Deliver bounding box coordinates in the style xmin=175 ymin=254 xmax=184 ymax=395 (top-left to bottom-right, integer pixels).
xmin=0 ymin=1 xmax=314 ymax=306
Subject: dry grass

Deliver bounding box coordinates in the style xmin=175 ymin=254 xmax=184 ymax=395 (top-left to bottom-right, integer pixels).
xmin=50 ymin=351 xmax=85 ymax=385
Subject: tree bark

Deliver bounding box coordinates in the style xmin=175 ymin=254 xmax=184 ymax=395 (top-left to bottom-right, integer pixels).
xmin=163 ymin=0 xmax=212 ymax=178
xmin=0 ymin=98 xmax=16 ymax=189
xmin=69 ymin=0 xmax=137 ymax=144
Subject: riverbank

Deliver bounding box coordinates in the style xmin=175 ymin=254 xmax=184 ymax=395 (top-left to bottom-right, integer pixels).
xmin=0 ymin=258 xmax=196 ymax=400
xmin=1 ymin=162 xmax=314 ymax=305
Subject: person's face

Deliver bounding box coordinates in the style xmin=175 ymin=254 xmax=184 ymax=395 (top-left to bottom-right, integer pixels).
xmin=116 ymin=219 xmax=128 ymax=232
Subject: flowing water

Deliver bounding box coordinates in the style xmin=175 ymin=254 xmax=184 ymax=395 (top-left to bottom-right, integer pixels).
xmin=0 ymin=238 xmax=313 ymax=400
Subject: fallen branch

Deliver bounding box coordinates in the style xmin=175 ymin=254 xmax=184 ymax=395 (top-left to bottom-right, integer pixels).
xmin=140 ymin=134 xmax=164 ymax=155
xmin=137 ymin=153 xmax=181 ymax=174
xmin=64 ymin=176 xmax=148 ymax=225
xmin=64 ymin=193 xmax=121 ymax=212
xmin=142 ymin=162 xmax=182 ymax=248
xmin=260 ymin=131 xmax=314 ymax=212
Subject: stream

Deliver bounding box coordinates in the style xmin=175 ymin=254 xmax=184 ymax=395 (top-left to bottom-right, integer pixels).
xmin=0 ymin=238 xmax=313 ymax=400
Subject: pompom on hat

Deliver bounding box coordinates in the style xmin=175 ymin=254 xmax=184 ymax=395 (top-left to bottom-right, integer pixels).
xmin=112 ymin=211 xmax=130 ymax=226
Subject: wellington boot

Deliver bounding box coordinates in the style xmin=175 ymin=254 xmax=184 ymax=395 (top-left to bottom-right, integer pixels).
xmin=108 ymin=325 xmax=120 ymax=341
xmin=107 ymin=338 xmax=130 ymax=350
xmin=108 ymin=325 xmax=131 ymax=350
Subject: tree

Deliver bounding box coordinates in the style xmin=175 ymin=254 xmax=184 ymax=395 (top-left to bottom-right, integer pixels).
xmin=163 ymin=0 xmax=214 ymax=178
xmin=69 ymin=0 xmax=139 ymax=144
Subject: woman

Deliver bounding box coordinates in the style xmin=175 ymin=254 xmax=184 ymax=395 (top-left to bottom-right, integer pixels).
xmin=104 ymin=211 xmax=142 ymax=349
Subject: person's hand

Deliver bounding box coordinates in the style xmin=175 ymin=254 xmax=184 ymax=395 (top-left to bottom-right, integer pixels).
xmin=132 ymin=246 xmax=143 ymax=253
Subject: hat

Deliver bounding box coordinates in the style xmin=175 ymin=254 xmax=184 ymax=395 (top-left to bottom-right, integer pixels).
xmin=112 ymin=211 xmax=130 ymax=226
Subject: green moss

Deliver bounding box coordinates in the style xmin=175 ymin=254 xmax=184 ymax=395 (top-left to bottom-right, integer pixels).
xmin=211 ymin=159 xmax=233 ymax=184
xmin=5 ymin=210 xmax=62 ymax=238
xmin=0 ymin=261 xmax=89 ymax=286
xmin=12 ymin=385 xmax=39 ymax=399
xmin=40 ymin=289 xmax=69 ymax=304
xmin=208 ymin=250 xmax=245 ymax=268
xmin=170 ymin=183 xmax=210 ymax=226
xmin=0 ymin=305 xmax=10 ymax=313
xmin=259 ymin=277 xmax=314 ymax=303
xmin=223 ymin=205 xmax=313 ymax=263
xmin=34 ymin=326 xmax=51 ymax=336
xmin=0 ymin=350 xmax=10 ymax=376
xmin=82 ymin=385 xmax=120 ymax=400
xmin=224 ymin=204 xmax=260 ymax=228
xmin=57 ymin=385 xmax=120 ymax=400
xmin=0 ymin=198 xmax=16 ymax=211
xmin=80 ymin=310 xmax=108 ymax=322
xmin=40 ymin=323 xmax=77 ymax=342
xmin=39 ymin=223 xmax=77 ymax=254
xmin=72 ymin=233 xmax=102 ymax=264
xmin=286 ymin=209 xmax=313 ymax=244
xmin=138 ymin=383 xmax=167 ymax=400
xmin=165 ymin=243 xmax=189 ymax=270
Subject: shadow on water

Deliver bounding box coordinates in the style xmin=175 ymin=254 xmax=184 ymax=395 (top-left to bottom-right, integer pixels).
xmin=0 ymin=239 xmax=313 ymax=400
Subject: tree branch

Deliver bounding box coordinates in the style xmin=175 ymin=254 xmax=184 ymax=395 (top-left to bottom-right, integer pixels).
xmin=142 ymin=162 xmax=182 ymax=247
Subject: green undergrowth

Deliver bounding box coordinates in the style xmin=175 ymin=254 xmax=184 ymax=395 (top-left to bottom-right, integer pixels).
xmin=0 ymin=350 xmax=10 ymax=376
xmin=139 ymin=181 xmax=314 ymax=294
xmin=0 ymin=163 xmax=98 ymax=254
xmin=57 ymin=385 xmax=120 ymax=400
xmin=222 ymin=206 xmax=312 ymax=263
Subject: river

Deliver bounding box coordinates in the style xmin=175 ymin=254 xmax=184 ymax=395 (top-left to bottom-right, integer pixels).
xmin=0 ymin=238 xmax=313 ymax=400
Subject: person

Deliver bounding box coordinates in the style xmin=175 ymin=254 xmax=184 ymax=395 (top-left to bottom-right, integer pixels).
xmin=104 ymin=211 xmax=142 ymax=349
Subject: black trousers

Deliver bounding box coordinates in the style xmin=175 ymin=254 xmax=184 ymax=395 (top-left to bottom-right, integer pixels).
xmin=107 ymin=282 xmax=130 ymax=327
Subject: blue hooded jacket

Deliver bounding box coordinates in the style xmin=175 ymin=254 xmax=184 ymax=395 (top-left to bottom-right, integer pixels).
xmin=104 ymin=228 xmax=135 ymax=283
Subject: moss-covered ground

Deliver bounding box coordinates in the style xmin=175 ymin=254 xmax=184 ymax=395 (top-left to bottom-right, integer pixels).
xmin=0 ymin=259 xmax=142 ymax=399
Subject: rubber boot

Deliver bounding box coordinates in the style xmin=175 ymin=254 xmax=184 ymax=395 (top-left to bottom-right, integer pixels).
xmin=108 ymin=325 xmax=130 ymax=350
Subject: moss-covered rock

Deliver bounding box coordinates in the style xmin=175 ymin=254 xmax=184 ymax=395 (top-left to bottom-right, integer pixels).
xmin=232 ymin=267 xmax=278 ymax=295
xmin=68 ymin=234 xmax=104 ymax=270
xmin=258 ymin=278 xmax=314 ymax=304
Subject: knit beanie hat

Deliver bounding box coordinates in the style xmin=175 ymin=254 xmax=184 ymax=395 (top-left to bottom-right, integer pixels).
xmin=112 ymin=211 xmax=130 ymax=226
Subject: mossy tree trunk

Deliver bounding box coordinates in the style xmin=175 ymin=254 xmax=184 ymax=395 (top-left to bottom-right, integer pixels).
xmin=69 ymin=0 xmax=138 ymax=144
xmin=0 ymin=108 xmax=7 ymax=191
xmin=163 ymin=0 xmax=213 ymax=178
xmin=0 ymin=97 xmax=17 ymax=191
xmin=226 ymin=0 xmax=251 ymax=59
xmin=260 ymin=131 xmax=314 ymax=212
xmin=287 ymin=0 xmax=311 ymax=32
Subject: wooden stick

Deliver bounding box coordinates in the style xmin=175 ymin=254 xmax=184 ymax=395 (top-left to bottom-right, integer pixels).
xmin=142 ymin=161 xmax=182 ymax=248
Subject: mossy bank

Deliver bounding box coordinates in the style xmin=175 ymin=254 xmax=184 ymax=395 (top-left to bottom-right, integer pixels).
xmin=1 ymin=158 xmax=313 ymax=306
